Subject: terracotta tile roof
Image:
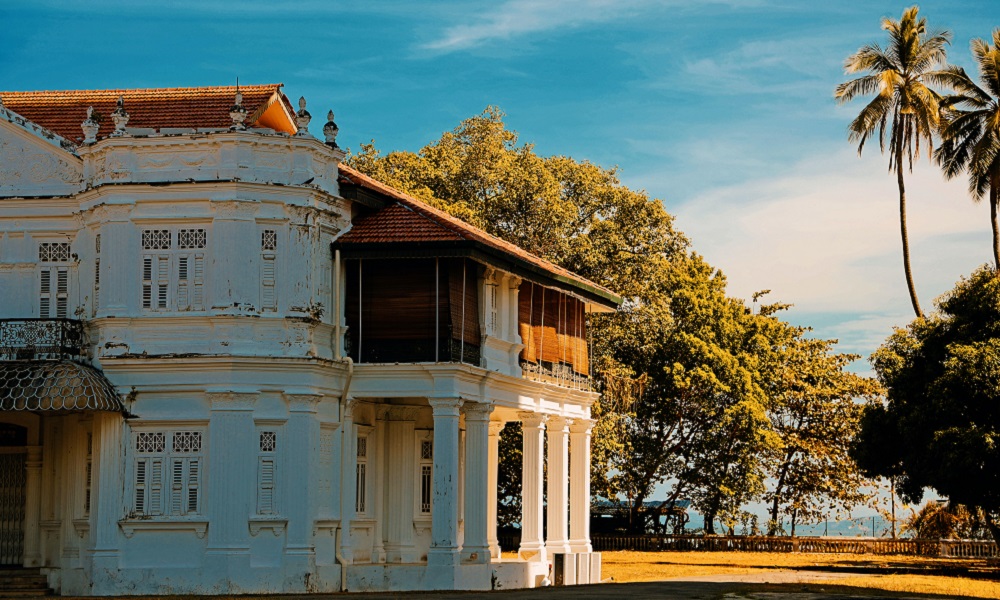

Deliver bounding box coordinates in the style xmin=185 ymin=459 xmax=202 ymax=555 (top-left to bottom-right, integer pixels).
xmin=337 ymin=164 xmax=620 ymax=306
xmin=0 ymin=84 xmax=294 ymax=143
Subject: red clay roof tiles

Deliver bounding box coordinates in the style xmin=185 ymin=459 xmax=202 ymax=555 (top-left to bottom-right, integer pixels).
xmin=0 ymin=84 xmax=293 ymax=143
xmin=337 ymin=164 xmax=620 ymax=305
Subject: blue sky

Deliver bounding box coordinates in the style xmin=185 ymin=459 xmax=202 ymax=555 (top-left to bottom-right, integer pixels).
xmin=3 ymin=0 xmax=999 ymax=365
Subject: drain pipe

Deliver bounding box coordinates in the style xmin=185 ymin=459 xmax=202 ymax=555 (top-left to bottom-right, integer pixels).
xmin=335 ymin=356 xmax=354 ymax=591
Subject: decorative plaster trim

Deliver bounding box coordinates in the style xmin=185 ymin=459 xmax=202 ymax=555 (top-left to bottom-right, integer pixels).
xmin=118 ymin=518 xmax=209 ymax=539
xmin=248 ymin=516 xmax=288 ymax=537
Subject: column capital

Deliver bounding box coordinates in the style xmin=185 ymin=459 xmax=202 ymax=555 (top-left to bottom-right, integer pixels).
xmin=428 ymin=397 xmax=463 ymax=417
xmin=518 ymin=411 xmax=547 ymax=429
xmin=283 ymin=392 xmax=323 ymax=413
xmin=570 ymin=418 xmax=594 ymax=435
xmin=207 ymin=390 xmax=258 ymax=411
xmin=462 ymin=401 xmax=493 ymax=422
xmin=488 ymin=420 xmax=506 ymax=436
xmin=547 ymin=415 xmax=571 ymax=432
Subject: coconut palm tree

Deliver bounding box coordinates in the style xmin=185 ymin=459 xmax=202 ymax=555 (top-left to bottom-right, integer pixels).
xmin=835 ymin=6 xmax=961 ymax=318
xmin=935 ymin=30 xmax=1000 ymax=271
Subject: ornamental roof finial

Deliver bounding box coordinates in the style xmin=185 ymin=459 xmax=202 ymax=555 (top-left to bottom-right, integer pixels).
xmin=82 ymin=106 xmax=100 ymax=144
xmin=110 ymin=95 xmax=130 ymax=137
xmin=229 ymin=81 xmax=247 ymax=131
xmin=323 ymin=110 xmax=339 ymax=148
xmin=295 ymin=96 xmax=312 ymax=137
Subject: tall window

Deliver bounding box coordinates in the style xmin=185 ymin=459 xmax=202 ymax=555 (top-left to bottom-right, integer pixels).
xmin=38 ymin=242 xmax=70 ymax=318
xmin=260 ymin=228 xmax=277 ymax=311
xmin=419 ymin=438 xmax=433 ymax=515
xmin=84 ymin=432 xmax=93 ymax=516
xmin=355 ymin=432 xmax=368 ymax=515
xmin=133 ymin=429 xmax=203 ymax=516
xmin=257 ymin=430 xmax=277 ymax=514
xmin=141 ymin=228 xmax=206 ymax=311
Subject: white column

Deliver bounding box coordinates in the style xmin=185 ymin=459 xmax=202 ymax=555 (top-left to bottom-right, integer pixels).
xmin=371 ymin=414 xmax=386 ymax=563
xmin=384 ymin=418 xmax=416 ymax=562
xmin=338 ymin=399 xmax=357 ymax=564
xmin=569 ymin=419 xmax=593 ymax=553
xmin=284 ymin=393 xmax=321 ymax=570
xmin=96 ymin=204 xmax=134 ymax=315
xmin=487 ymin=420 xmax=504 ymax=560
xmin=23 ymin=445 xmax=42 ymax=567
xmin=518 ymin=412 xmax=546 ymax=562
xmin=462 ymin=402 xmax=491 ymax=563
xmin=90 ymin=411 xmax=124 ymax=574
xmin=427 ymin=398 xmax=462 ymax=568
xmin=545 ymin=416 xmax=571 ymax=556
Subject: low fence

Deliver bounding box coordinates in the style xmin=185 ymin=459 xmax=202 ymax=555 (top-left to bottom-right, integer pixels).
xmin=498 ymin=534 xmax=999 ymax=557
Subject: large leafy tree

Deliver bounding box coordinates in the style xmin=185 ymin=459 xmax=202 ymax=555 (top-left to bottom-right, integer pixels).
xmin=936 ymin=29 xmax=1000 ymax=270
xmin=853 ymin=266 xmax=1000 ymax=544
xmin=350 ymin=108 xmax=875 ymax=535
xmin=764 ymin=334 xmax=881 ymax=535
xmin=835 ymin=6 xmax=960 ymax=318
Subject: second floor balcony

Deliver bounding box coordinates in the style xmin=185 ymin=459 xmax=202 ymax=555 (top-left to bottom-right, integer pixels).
xmin=0 ymin=319 xmax=85 ymax=361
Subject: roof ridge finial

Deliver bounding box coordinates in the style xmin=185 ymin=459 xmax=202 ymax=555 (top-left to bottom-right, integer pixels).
xmin=230 ymin=79 xmax=248 ymax=131
xmin=110 ymin=95 xmax=130 ymax=137
xmin=82 ymin=106 xmax=100 ymax=144
xmin=294 ymin=96 xmax=312 ymax=137
xmin=323 ymin=109 xmax=339 ymax=148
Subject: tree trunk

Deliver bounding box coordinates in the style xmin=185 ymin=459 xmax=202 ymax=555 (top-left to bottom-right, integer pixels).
xmin=896 ymin=145 xmax=923 ymax=318
xmin=991 ymin=182 xmax=999 ymax=272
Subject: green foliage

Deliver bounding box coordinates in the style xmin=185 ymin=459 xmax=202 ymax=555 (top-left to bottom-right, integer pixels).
xmin=854 ymin=267 xmax=1000 ymax=543
xmin=834 ymin=6 xmax=965 ymax=318
xmin=902 ymin=501 xmax=993 ymax=540
xmin=935 ymin=29 xmax=1000 ymax=269
xmin=348 ymin=108 xmax=876 ymax=535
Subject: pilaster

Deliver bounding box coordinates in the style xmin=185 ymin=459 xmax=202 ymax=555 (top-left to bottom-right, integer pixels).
xmin=90 ymin=411 xmax=124 ymax=574
xmin=205 ymin=391 xmax=257 ymax=565
xmin=23 ymin=445 xmax=42 ymax=566
xmin=283 ymin=393 xmax=321 ymax=570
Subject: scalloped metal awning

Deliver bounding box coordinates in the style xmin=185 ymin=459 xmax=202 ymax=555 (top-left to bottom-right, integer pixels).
xmin=0 ymin=360 xmax=126 ymax=413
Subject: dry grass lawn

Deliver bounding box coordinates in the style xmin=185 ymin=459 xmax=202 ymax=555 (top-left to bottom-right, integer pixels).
xmin=601 ymin=550 xmax=1000 ymax=598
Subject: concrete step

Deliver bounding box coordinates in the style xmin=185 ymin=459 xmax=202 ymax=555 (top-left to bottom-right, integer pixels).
xmin=0 ymin=568 xmax=52 ymax=597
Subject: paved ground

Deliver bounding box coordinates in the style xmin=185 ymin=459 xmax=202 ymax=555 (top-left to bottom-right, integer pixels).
xmin=56 ymin=571 xmax=981 ymax=600
xmin=128 ymin=575 xmax=971 ymax=600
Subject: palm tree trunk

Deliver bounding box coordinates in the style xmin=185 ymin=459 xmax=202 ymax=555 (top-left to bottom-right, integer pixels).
xmin=991 ymin=181 xmax=999 ymax=272
xmin=896 ymin=143 xmax=923 ymax=318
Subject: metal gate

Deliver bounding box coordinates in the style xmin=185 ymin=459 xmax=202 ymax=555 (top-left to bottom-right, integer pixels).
xmin=0 ymin=450 xmax=25 ymax=565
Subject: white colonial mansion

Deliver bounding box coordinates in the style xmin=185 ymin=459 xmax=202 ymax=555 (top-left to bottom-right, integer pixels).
xmin=0 ymin=84 xmax=619 ymax=595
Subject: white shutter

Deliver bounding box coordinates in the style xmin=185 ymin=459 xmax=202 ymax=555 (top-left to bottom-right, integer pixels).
xmin=192 ymin=254 xmax=204 ymax=310
xmin=187 ymin=458 xmax=200 ymax=514
xmin=261 ymin=254 xmax=276 ymax=311
xmin=142 ymin=256 xmax=153 ymax=309
xmin=149 ymin=458 xmax=163 ymax=515
xmin=134 ymin=459 xmax=147 ymax=514
xmin=171 ymin=459 xmax=184 ymax=514
xmin=258 ymin=457 xmax=275 ymax=514
xmin=177 ymin=256 xmax=189 ymax=309
xmin=56 ymin=268 xmax=68 ymax=318
xmin=157 ymin=255 xmax=169 ymax=309
xmin=39 ymin=269 xmax=51 ymax=317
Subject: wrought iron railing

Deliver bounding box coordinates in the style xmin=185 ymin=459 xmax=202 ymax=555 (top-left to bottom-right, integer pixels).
xmin=0 ymin=319 xmax=85 ymax=361
xmin=520 ymin=360 xmax=591 ymax=391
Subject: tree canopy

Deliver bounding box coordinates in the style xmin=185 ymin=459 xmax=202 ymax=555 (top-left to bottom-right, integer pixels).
xmin=853 ymin=266 xmax=1000 ymax=543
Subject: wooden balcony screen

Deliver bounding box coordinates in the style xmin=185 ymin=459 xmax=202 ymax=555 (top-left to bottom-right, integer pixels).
xmin=518 ymin=281 xmax=589 ymax=376
xmin=345 ymin=257 xmax=480 ymax=363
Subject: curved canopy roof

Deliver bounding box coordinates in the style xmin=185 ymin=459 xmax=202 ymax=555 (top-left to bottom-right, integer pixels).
xmin=0 ymin=360 xmax=126 ymax=413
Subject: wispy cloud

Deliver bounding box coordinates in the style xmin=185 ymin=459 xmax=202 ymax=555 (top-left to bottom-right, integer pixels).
xmin=422 ymin=0 xmax=648 ymax=52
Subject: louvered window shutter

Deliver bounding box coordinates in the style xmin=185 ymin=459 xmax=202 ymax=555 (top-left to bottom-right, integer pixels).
xmin=258 ymin=457 xmax=275 ymax=514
